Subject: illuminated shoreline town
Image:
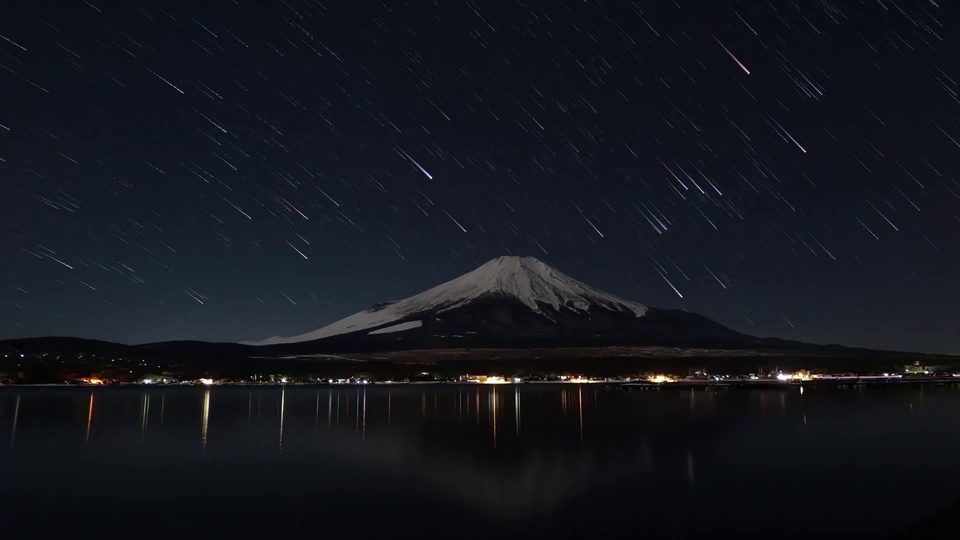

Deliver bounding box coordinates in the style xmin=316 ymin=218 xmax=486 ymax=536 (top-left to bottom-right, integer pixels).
xmin=2 ymin=347 xmax=957 ymax=388
xmin=46 ymin=366 xmax=960 ymax=389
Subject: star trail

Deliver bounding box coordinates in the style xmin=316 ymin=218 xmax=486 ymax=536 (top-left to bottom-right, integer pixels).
xmin=1 ymin=1 xmax=959 ymax=352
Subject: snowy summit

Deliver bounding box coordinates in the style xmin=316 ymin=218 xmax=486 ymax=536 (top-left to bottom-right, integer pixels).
xmin=247 ymin=256 xmax=648 ymax=345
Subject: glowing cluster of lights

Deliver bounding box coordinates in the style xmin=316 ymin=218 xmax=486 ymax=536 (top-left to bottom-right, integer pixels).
xmin=198 ymin=378 xmax=215 ymax=386
xmin=647 ymin=375 xmax=678 ymax=384
xmin=462 ymin=375 xmax=523 ymax=384
xmin=558 ymin=375 xmax=595 ymax=383
xmin=82 ymin=378 xmax=104 ymax=385
xmin=776 ymin=371 xmax=813 ymax=382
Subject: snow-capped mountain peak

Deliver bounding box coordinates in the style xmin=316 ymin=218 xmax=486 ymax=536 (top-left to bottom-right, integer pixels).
xmin=247 ymin=256 xmax=647 ymax=345
xmin=429 ymin=256 xmax=647 ymax=316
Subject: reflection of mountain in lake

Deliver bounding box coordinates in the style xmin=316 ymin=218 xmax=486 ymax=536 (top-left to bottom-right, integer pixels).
xmin=318 ymin=429 xmax=606 ymax=517
xmin=5 ymin=386 xmax=960 ymax=540
xmin=211 ymin=386 xmax=726 ymax=517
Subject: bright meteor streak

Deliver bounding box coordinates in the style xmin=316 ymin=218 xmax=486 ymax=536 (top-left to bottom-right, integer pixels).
xmin=712 ymin=34 xmax=751 ymax=75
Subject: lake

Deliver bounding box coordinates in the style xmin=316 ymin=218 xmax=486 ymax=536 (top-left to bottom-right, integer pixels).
xmin=1 ymin=384 xmax=958 ymax=539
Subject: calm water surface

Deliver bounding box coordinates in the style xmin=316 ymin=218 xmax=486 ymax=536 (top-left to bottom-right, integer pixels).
xmin=1 ymin=385 xmax=959 ymax=539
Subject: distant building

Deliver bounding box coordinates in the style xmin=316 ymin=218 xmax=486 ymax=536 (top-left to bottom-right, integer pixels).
xmin=905 ymin=361 xmax=928 ymax=374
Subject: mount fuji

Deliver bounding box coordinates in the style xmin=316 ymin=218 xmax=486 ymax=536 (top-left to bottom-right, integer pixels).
xmin=247 ymin=256 xmax=767 ymax=352
xmin=3 ymin=256 xmax=941 ymax=370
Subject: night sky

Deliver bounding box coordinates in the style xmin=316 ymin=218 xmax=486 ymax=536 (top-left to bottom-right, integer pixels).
xmin=1 ymin=1 xmax=958 ymax=353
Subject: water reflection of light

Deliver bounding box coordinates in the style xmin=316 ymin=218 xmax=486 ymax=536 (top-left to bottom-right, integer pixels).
xmin=490 ymin=386 xmax=498 ymax=448
xmin=11 ymin=394 xmax=20 ymax=448
xmin=686 ymin=450 xmax=695 ymax=487
xmin=578 ymin=386 xmax=584 ymax=441
xmin=327 ymin=390 xmax=333 ymax=428
xmin=279 ymin=386 xmax=286 ymax=451
xmin=85 ymin=392 xmax=94 ymax=443
xmin=361 ymin=387 xmax=367 ymax=441
xmin=514 ymin=387 xmax=521 ymax=435
xmin=140 ymin=393 xmax=150 ymax=442
xmin=55 ymin=387 xmax=758 ymax=519
xmin=335 ymin=392 xmax=340 ymax=426
xmin=201 ymin=389 xmax=211 ymax=453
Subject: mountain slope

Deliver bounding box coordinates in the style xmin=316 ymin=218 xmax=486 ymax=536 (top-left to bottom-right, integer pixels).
xmin=247 ymin=255 xmax=758 ymax=350
xmin=249 ymin=256 xmax=648 ymax=345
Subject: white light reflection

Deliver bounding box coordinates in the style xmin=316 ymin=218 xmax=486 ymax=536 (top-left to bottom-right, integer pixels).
xmin=490 ymin=386 xmax=498 ymax=448
xmin=578 ymin=386 xmax=584 ymax=441
xmin=514 ymin=386 xmax=521 ymax=435
xmin=85 ymin=392 xmax=94 ymax=443
xmin=10 ymin=395 xmax=20 ymax=448
xmin=140 ymin=393 xmax=150 ymax=442
xmin=201 ymin=389 xmax=211 ymax=454
xmin=279 ymin=386 xmax=286 ymax=451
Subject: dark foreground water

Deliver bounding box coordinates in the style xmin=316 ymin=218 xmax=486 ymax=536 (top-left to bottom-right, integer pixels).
xmin=1 ymin=385 xmax=958 ymax=539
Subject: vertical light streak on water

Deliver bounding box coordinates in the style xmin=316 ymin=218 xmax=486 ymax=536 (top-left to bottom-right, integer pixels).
xmin=85 ymin=392 xmax=94 ymax=443
xmin=278 ymin=386 xmax=286 ymax=451
xmin=140 ymin=393 xmax=150 ymax=442
xmin=491 ymin=386 xmax=498 ymax=448
xmin=514 ymin=386 xmax=521 ymax=435
xmin=578 ymin=386 xmax=584 ymax=441
xmin=362 ymin=387 xmax=367 ymax=441
xmin=201 ymin=389 xmax=211 ymax=454
xmin=10 ymin=394 xmax=20 ymax=448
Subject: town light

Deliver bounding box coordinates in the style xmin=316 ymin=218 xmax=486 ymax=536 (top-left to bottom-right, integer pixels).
xmin=777 ymin=371 xmax=812 ymax=382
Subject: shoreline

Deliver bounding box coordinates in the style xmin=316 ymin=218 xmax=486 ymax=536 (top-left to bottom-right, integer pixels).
xmin=2 ymin=377 xmax=959 ymax=390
